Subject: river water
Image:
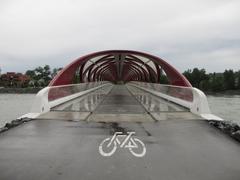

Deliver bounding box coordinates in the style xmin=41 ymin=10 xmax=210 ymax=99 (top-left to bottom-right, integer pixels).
xmin=0 ymin=94 xmax=36 ymax=128
xmin=0 ymin=94 xmax=239 ymax=128
xmin=207 ymin=95 xmax=240 ymax=124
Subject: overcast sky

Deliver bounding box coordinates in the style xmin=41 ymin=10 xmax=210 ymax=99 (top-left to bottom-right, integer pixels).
xmin=0 ymin=0 xmax=239 ymax=73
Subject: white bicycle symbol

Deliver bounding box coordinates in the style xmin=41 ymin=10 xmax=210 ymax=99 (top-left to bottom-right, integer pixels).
xmin=99 ymin=132 xmax=146 ymax=157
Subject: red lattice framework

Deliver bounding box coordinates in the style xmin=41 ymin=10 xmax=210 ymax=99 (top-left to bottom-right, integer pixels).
xmin=49 ymin=50 xmax=191 ymax=87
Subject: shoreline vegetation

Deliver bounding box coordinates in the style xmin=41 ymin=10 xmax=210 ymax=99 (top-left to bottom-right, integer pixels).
xmin=0 ymin=66 xmax=239 ymax=94
xmin=183 ymin=68 xmax=240 ymax=93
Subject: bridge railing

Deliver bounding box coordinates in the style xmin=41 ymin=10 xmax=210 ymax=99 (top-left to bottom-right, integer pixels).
xmin=21 ymin=81 xmax=111 ymax=119
xmin=130 ymin=81 xmax=193 ymax=102
xmin=128 ymin=81 xmax=222 ymax=120
xmin=48 ymin=82 xmax=107 ymax=102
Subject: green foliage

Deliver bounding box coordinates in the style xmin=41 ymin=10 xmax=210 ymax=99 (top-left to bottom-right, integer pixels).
xmin=236 ymin=71 xmax=240 ymax=89
xmin=159 ymin=75 xmax=169 ymax=84
xmin=223 ymin=69 xmax=235 ymax=90
xmin=183 ymin=68 xmax=209 ymax=89
xmin=182 ymin=69 xmax=193 ymax=84
xmin=25 ymin=65 xmax=62 ymax=87
xmin=51 ymin=68 xmax=62 ymax=78
xmin=73 ymin=73 xmax=80 ymax=84
xmin=183 ymin=68 xmax=240 ymax=92
xmin=25 ymin=70 xmax=35 ymax=78
xmin=199 ymin=79 xmax=210 ymax=91
xmin=209 ymin=73 xmax=224 ymax=92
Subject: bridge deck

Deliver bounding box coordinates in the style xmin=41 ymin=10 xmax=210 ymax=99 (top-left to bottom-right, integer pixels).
xmin=0 ymin=85 xmax=239 ymax=180
xmin=39 ymin=85 xmax=200 ymax=122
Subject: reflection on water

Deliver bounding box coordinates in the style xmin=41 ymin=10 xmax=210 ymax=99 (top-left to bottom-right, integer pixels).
xmin=0 ymin=93 xmax=239 ymax=128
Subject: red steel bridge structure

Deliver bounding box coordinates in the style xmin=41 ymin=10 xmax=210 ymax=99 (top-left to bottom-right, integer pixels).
xmin=49 ymin=50 xmax=191 ymax=87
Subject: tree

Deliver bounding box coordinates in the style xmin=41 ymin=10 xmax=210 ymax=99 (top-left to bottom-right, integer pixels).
xmin=235 ymin=71 xmax=240 ymax=89
xmin=25 ymin=70 xmax=36 ymax=79
xmin=183 ymin=68 xmax=209 ymax=88
xmin=199 ymin=79 xmax=210 ymax=91
xmin=43 ymin=65 xmax=51 ymax=84
xmin=159 ymin=75 xmax=169 ymax=84
xmin=223 ymin=69 xmax=235 ymax=90
xmin=183 ymin=69 xmax=193 ymax=85
xmin=209 ymin=73 xmax=224 ymax=92
xmin=35 ymin=66 xmax=44 ymax=81
xmin=51 ymin=67 xmax=62 ymax=78
xmin=25 ymin=65 xmax=53 ymax=87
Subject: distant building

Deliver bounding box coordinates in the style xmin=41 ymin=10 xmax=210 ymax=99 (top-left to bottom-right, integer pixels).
xmin=0 ymin=72 xmax=30 ymax=87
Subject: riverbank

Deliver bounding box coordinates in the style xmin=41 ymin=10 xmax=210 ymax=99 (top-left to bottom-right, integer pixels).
xmin=0 ymin=87 xmax=42 ymax=94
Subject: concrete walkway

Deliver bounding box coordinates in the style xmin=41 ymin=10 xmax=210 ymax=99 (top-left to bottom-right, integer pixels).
xmin=0 ymin=119 xmax=240 ymax=180
xmin=0 ymin=85 xmax=239 ymax=179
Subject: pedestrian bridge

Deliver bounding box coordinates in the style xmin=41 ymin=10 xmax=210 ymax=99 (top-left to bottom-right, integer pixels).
xmin=1 ymin=50 xmax=239 ymax=180
xmin=24 ymin=50 xmax=216 ymax=121
xmin=36 ymin=83 xmax=201 ymax=122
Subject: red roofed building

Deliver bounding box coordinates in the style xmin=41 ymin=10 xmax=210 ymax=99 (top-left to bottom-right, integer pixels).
xmin=0 ymin=72 xmax=30 ymax=87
